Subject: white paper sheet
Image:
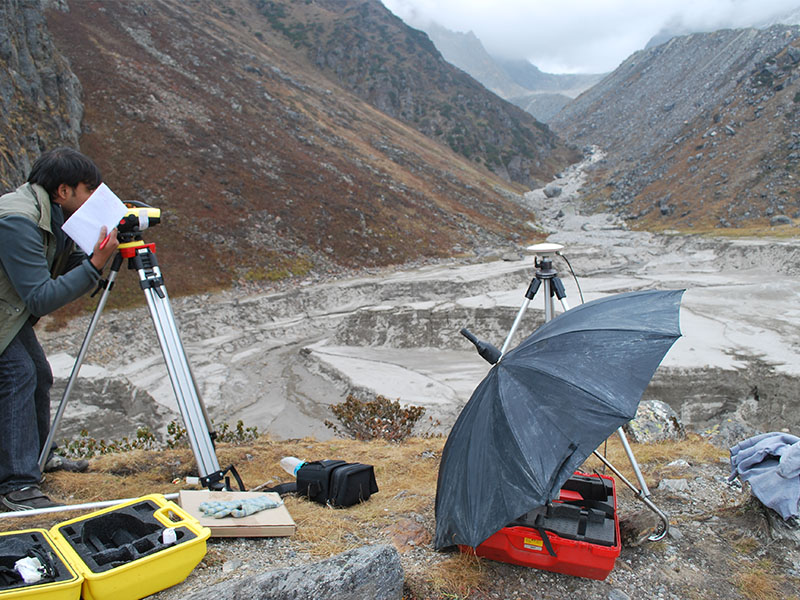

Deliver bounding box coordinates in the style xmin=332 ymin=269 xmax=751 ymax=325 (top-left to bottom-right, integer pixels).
xmin=61 ymin=183 xmax=128 ymax=254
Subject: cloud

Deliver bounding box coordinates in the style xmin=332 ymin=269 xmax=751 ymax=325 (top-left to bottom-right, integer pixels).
xmin=382 ymin=0 xmax=800 ymax=73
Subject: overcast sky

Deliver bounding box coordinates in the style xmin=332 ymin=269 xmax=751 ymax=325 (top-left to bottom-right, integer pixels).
xmin=381 ymin=0 xmax=800 ymax=73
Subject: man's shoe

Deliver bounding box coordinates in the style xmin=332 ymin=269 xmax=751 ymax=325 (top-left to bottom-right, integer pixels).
xmin=44 ymin=455 xmax=89 ymax=473
xmin=0 ymin=486 xmax=63 ymax=511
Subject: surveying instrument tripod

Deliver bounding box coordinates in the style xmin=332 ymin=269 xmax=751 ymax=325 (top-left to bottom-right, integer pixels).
xmin=462 ymin=242 xmax=669 ymax=540
xmin=38 ymin=204 xmax=244 ymax=492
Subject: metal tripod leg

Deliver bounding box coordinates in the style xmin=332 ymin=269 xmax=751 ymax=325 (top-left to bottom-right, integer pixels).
xmin=130 ymin=246 xmax=241 ymax=490
xmin=592 ymin=450 xmax=668 ymax=541
xmin=38 ymin=254 xmax=124 ymax=473
xmin=617 ymin=427 xmax=652 ymax=497
xmin=543 ymin=278 xmax=570 ymax=322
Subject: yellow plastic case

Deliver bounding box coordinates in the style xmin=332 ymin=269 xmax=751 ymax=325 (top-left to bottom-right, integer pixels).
xmin=48 ymin=494 xmax=210 ymax=600
xmin=0 ymin=529 xmax=82 ymax=600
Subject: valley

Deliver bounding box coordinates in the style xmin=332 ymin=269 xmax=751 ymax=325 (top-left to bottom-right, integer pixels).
xmin=37 ymin=154 xmax=800 ymax=448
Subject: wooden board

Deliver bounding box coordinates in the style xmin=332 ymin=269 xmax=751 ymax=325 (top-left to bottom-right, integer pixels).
xmin=178 ymin=490 xmax=296 ymax=538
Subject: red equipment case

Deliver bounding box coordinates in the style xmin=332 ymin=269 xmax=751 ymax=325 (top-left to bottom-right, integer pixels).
xmin=461 ymin=472 xmax=621 ymax=580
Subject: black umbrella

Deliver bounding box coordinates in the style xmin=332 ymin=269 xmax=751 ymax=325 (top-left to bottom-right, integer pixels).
xmin=434 ymin=289 xmax=684 ymax=550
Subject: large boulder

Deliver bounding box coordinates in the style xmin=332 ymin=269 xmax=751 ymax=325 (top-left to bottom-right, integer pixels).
xmin=543 ymin=182 xmax=562 ymax=198
xmin=623 ymin=399 xmax=686 ymax=443
xmin=184 ymin=544 xmax=404 ymax=600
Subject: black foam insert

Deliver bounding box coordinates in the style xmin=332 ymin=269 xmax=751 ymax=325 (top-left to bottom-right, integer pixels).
xmin=0 ymin=531 xmax=73 ymax=590
xmin=561 ymin=474 xmax=613 ymax=502
xmin=508 ymin=475 xmax=617 ymax=547
xmin=56 ymin=500 xmax=196 ymax=573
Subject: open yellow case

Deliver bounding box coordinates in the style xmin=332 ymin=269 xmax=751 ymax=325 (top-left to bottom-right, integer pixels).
xmin=0 ymin=494 xmax=210 ymax=600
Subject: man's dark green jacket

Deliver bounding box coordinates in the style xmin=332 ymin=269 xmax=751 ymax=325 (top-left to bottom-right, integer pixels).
xmin=0 ymin=183 xmax=100 ymax=353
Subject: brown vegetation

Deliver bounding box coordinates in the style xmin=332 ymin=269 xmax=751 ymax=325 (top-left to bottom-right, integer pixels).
xmin=4 ymin=433 xmax=798 ymax=599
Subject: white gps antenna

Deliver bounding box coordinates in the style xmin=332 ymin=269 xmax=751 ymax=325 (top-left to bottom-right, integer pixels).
xmin=526 ymin=242 xmax=564 ymax=258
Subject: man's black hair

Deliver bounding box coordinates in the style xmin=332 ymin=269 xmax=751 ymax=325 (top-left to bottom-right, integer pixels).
xmin=27 ymin=147 xmax=102 ymax=199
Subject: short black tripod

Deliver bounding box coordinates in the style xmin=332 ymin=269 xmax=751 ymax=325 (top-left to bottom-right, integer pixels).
xmin=39 ymin=238 xmax=244 ymax=491
xmin=498 ymin=243 xmax=570 ymax=355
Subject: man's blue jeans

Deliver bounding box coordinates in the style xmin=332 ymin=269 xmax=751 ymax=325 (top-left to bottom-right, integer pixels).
xmin=0 ymin=322 xmax=52 ymax=494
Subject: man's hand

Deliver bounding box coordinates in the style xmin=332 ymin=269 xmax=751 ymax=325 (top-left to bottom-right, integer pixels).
xmin=90 ymin=226 xmax=119 ymax=271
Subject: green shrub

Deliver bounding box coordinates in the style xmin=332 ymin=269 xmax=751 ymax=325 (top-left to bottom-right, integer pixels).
xmin=325 ymin=394 xmax=426 ymax=442
xmin=167 ymin=419 xmax=259 ymax=448
xmin=58 ymin=419 xmax=258 ymax=458
xmin=59 ymin=426 xmax=159 ymax=459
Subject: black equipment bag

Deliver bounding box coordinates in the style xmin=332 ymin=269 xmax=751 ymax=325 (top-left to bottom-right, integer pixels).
xmin=296 ymin=460 xmax=379 ymax=507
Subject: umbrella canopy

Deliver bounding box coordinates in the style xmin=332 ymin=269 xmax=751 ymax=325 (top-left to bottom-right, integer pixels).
xmin=434 ymin=289 xmax=684 ymax=550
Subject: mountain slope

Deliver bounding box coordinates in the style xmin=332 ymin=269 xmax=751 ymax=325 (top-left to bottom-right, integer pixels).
xmin=550 ymin=25 xmax=800 ymax=229
xmin=258 ymin=0 xmax=576 ymax=186
xmin=9 ymin=0 xmax=579 ymax=311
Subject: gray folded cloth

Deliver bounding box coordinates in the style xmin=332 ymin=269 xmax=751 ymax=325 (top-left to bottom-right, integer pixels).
xmin=198 ymin=495 xmax=282 ymax=519
xmin=729 ymin=431 xmax=800 ymax=520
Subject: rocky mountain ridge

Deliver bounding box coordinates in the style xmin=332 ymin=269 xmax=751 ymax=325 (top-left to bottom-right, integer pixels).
xmin=0 ymin=0 xmax=82 ymax=190
xmin=420 ymin=21 xmax=604 ymax=122
xmin=550 ymin=25 xmax=800 ymax=230
xmin=414 ymin=16 xmax=800 ymax=231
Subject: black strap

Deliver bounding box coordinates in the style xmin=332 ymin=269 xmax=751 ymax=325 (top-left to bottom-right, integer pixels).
xmin=263 ymin=482 xmax=297 ymax=496
xmin=536 ymin=526 xmax=557 ymax=557
xmin=532 ymin=513 xmax=557 ymax=557
xmin=562 ymin=498 xmax=615 ymax=517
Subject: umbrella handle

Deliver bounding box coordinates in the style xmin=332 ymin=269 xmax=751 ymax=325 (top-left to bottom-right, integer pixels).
xmin=460 ymin=328 xmax=501 ymax=364
xmin=592 ymin=451 xmax=670 ymax=542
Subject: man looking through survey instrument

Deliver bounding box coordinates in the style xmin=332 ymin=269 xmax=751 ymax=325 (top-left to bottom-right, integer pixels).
xmin=0 ymin=147 xmax=119 ymax=511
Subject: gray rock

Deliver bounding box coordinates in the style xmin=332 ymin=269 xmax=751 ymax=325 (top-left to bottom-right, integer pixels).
xmin=222 ymin=559 xmax=243 ymax=574
xmin=667 ymin=525 xmax=684 ymax=541
xmin=184 ymin=544 xmax=404 ymax=600
xmin=770 ymin=215 xmax=792 ymax=226
xmin=705 ymin=420 xmax=761 ymax=450
xmin=658 ymin=478 xmax=690 ymax=494
xmin=623 ymin=399 xmax=686 ymax=443
xmin=765 ymin=508 xmax=800 ymax=546
xmin=618 ymin=509 xmax=659 ymax=546
xmin=544 ymin=182 xmax=562 ymax=198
